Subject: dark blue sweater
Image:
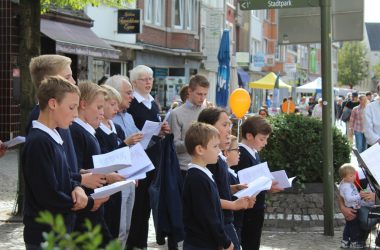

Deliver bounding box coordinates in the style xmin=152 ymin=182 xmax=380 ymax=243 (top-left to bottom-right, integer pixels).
xmin=22 ymin=128 xmax=78 ymax=245
xmin=26 ymin=105 xmax=81 ymax=183
xmin=182 ymin=168 xmax=231 ymax=249
xmin=234 ymin=146 xmax=266 ymax=214
xmin=207 ymin=156 xmax=234 ymax=225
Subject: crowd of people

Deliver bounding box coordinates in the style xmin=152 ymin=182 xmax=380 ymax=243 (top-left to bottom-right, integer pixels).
xmin=2 ymin=53 xmax=380 ymax=250
xmin=7 ymin=54 xmax=287 ymax=250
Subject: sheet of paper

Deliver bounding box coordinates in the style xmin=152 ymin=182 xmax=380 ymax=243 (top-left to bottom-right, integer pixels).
xmin=90 ymin=147 xmax=131 ymax=174
xmin=271 ymin=170 xmax=296 ymax=189
xmin=91 ymin=180 xmax=134 ymax=199
xmin=162 ymin=108 xmax=172 ymax=123
xmin=360 ymin=143 xmax=380 ymax=184
xmin=140 ymin=121 xmax=161 ymax=149
xmin=118 ymin=143 xmax=154 ymax=180
xmin=237 ymin=162 xmax=274 ymax=184
xmin=234 ymin=176 xmax=272 ymax=198
xmin=3 ymin=136 xmax=25 ymax=148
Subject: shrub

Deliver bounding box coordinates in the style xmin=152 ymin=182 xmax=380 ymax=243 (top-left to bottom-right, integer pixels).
xmin=260 ymin=114 xmax=350 ymax=184
xmin=36 ymin=211 xmax=122 ymax=250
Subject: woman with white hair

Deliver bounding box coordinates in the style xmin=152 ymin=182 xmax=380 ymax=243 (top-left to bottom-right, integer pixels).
xmin=126 ymin=65 xmax=171 ymax=250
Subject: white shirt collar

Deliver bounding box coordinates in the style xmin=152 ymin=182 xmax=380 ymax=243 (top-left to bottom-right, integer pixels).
xmin=228 ymin=167 xmax=238 ymax=178
xmin=239 ymin=142 xmax=258 ymax=159
xmin=219 ymin=152 xmax=227 ymax=162
xmin=74 ymin=118 xmax=96 ymax=137
xmin=133 ymin=91 xmax=154 ymax=110
xmin=99 ymin=120 xmax=117 ymax=135
xmin=188 ymin=163 xmax=215 ymax=182
xmin=32 ymin=120 xmax=63 ymax=145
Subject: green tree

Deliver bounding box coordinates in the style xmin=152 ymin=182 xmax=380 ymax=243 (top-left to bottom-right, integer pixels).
xmin=338 ymin=41 xmax=369 ymax=88
xmin=17 ymin=0 xmax=130 ymax=214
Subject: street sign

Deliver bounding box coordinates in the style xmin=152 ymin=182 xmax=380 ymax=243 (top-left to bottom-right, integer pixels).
xmin=239 ymin=0 xmax=319 ymax=10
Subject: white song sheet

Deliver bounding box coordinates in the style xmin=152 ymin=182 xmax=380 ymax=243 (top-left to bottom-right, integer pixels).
xmin=118 ymin=143 xmax=155 ymax=180
xmin=90 ymin=147 xmax=131 ymax=174
xmin=3 ymin=136 xmax=25 ymax=148
xmin=234 ymin=176 xmax=272 ymax=198
xmin=91 ymin=180 xmax=134 ymax=199
xmin=140 ymin=121 xmax=161 ymax=149
xmin=271 ymin=170 xmax=296 ymax=189
xmin=237 ymin=162 xmax=274 ymax=184
xmin=360 ymin=143 xmax=380 ymax=185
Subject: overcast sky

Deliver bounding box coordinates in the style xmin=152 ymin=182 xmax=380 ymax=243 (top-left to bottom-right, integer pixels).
xmin=365 ymin=0 xmax=379 ymax=22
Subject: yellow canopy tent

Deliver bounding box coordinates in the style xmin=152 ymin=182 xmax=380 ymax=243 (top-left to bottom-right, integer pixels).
xmin=249 ymin=72 xmax=291 ymax=90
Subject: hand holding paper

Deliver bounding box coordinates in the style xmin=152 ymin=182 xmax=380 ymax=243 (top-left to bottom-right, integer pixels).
xmin=3 ymin=136 xmax=25 ymax=148
xmin=91 ymin=180 xmax=134 ymax=199
xmin=140 ymin=121 xmax=161 ymax=149
xmin=237 ymin=162 xmax=274 ymax=184
xmin=234 ymin=176 xmax=272 ymax=198
xmin=271 ymin=170 xmax=296 ymax=189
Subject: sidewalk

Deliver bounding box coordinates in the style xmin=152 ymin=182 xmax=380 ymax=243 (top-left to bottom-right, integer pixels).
xmin=1 ymin=146 xmax=378 ymax=249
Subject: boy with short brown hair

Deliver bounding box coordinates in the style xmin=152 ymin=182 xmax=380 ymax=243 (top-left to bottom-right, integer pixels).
xmin=183 ymin=122 xmax=233 ymax=250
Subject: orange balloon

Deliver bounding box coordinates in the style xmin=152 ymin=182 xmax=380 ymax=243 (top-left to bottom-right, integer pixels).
xmin=229 ymin=88 xmax=251 ymax=119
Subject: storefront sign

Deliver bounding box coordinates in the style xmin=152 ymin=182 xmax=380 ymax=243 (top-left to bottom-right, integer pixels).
xmin=118 ymin=9 xmax=141 ymax=34
xmin=253 ymin=52 xmax=265 ymax=67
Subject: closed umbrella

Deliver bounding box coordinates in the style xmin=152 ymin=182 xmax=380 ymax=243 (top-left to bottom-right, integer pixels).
xmin=216 ymin=30 xmax=230 ymax=107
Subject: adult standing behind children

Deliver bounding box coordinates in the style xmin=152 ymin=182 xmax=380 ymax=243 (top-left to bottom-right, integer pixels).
xmin=126 ymin=65 xmax=170 ymax=250
xmin=349 ymin=94 xmax=367 ymax=153
xmin=169 ymin=75 xmax=209 ymax=178
xmin=22 ymin=76 xmax=107 ymax=249
xmin=183 ymin=122 xmax=233 ymax=250
xmin=234 ymin=116 xmax=283 ymax=250
xmin=365 ymin=83 xmax=380 ymax=146
xmin=104 ymin=75 xmax=143 ymax=249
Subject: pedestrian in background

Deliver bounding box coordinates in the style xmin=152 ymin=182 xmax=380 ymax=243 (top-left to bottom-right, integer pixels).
xmin=365 ymin=83 xmax=380 ymax=146
xmin=349 ymin=95 xmax=367 ymax=153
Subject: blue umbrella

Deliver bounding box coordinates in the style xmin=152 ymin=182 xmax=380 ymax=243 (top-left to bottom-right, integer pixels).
xmin=216 ymin=29 xmax=230 ymax=107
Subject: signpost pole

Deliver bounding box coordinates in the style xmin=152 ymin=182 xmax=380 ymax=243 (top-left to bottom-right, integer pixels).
xmin=320 ymin=0 xmax=334 ymax=236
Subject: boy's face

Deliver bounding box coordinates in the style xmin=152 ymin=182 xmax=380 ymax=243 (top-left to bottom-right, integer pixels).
xmin=213 ymin=112 xmax=231 ymax=150
xmin=58 ymin=65 xmax=75 ymax=85
xmin=249 ymin=133 xmax=269 ymax=152
xmin=201 ymin=136 xmax=221 ymax=165
xmin=133 ymin=72 xmax=153 ymax=96
xmin=54 ymin=92 xmax=79 ymax=129
xmin=82 ymin=93 xmax=105 ymax=129
xmin=188 ymin=86 xmax=208 ymax=106
xmin=344 ymin=172 xmax=356 ymax=183
xmin=225 ymin=141 xmax=240 ymax=167
xmin=103 ymin=99 xmax=119 ymax=120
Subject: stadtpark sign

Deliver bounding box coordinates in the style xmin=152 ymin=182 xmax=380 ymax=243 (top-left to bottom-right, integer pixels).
xmin=239 ymin=0 xmax=319 ymax=10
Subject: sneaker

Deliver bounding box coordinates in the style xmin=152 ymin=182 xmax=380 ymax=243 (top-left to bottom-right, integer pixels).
xmin=350 ymin=241 xmax=364 ymax=249
xmin=340 ymin=240 xmax=350 ymax=249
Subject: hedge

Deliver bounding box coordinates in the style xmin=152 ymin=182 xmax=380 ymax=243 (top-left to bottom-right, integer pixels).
xmin=260 ymin=114 xmax=351 ymax=183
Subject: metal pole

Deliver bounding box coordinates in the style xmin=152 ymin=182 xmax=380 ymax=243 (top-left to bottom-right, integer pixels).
xmin=320 ymin=0 xmax=334 ymax=236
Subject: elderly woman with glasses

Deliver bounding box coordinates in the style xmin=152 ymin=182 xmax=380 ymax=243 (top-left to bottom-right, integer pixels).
xmin=126 ymin=65 xmax=172 ymax=250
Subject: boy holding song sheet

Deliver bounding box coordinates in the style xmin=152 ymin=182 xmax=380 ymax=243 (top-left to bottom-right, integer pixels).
xmin=234 ymin=116 xmax=283 ymax=250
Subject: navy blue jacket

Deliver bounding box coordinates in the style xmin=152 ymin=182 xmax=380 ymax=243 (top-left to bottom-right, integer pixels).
xmin=183 ymin=167 xmax=231 ymax=249
xmin=149 ymin=134 xmax=184 ymax=242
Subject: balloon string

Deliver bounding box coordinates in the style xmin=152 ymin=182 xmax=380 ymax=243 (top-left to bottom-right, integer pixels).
xmin=237 ymin=118 xmax=242 ymax=141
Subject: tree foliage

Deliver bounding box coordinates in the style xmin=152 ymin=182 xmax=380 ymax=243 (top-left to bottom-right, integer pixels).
xmin=338 ymin=41 xmax=369 ymax=88
xmin=40 ymin=0 xmax=130 ymax=12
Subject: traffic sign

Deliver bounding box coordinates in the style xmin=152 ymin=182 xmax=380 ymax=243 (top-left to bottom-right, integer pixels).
xmin=239 ymin=0 xmax=320 ymax=10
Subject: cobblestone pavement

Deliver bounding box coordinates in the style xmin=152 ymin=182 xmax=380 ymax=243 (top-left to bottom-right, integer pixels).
xmin=1 ymin=147 xmax=379 ymax=250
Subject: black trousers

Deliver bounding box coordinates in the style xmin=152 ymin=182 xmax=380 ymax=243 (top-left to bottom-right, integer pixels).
xmin=241 ymin=209 xmax=265 ymax=250
xmin=126 ymin=172 xmax=154 ymax=249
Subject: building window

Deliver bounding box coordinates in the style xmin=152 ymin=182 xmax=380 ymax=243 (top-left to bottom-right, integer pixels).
xmin=263 ymin=39 xmax=268 ymax=54
xmin=185 ymin=0 xmax=198 ymax=30
xmin=174 ymin=0 xmax=184 ymax=28
xmin=144 ymin=0 xmax=153 ymax=23
xmin=154 ymin=0 xmax=162 ymax=25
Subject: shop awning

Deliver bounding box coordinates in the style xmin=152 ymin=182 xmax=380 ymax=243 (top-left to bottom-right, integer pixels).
xmin=41 ymin=18 xmax=120 ymax=59
xmin=237 ymin=68 xmax=250 ymax=87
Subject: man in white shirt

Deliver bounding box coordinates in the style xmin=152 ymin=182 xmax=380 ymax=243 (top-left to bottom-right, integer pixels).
xmin=364 ymin=83 xmax=380 ymax=146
